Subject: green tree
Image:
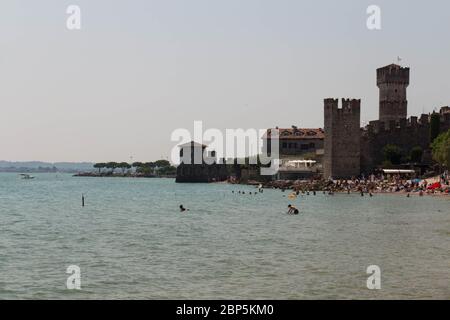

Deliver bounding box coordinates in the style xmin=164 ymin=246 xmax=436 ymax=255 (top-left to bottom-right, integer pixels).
xmin=409 ymin=146 xmax=423 ymax=163
xmin=431 ymin=129 xmax=450 ymax=168
xmin=93 ymin=163 xmax=105 ymax=174
xmin=132 ymin=162 xmax=143 ymax=173
xmin=132 ymin=162 xmax=143 ymax=169
xmin=118 ymin=162 xmax=131 ymax=174
xmin=106 ymin=162 xmax=118 ymax=174
xmin=144 ymin=162 xmax=156 ymax=168
xmin=383 ymin=144 xmax=403 ymax=165
xmin=430 ymin=113 xmax=441 ymax=143
xmin=154 ymin=160 xmax=170 ymax=168
xmin=139 ymin=162 xmax=155 ymax=176
xmin=381 ymin=160 xmax=394 ymax=168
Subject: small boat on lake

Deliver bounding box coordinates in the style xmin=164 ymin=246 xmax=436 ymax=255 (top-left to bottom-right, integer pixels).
xmin=19 ymin=174 xmax=35 ymax=180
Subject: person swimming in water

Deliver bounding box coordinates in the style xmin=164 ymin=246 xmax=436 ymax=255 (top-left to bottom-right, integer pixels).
xmin=287 ymin=204 xmax=299 ymax=215
xmin=179 ymin=205 xmax=189 ymax=212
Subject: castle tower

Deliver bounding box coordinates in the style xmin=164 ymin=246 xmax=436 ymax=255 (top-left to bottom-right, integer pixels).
xmin=324 ymin=98 xmax=361 ymax=179
xmin=377 ymin=64 xmax=410 ymax=123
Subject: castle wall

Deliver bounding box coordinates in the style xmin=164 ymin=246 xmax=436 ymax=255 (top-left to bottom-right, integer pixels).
xmin=360 ymin=110 xmax=450 ymax=173
xmin=324 ymin=98 xmax=361 ymax=179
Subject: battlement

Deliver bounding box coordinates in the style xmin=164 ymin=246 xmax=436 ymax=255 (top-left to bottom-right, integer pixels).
xmin=324 ymin=98 xmax=361 ymax=115
xmin=366 ymin=116 xmax=425 ymax=133
xmin=364 ymin=106 xmax=450 ymax=134
xmin=324 ymin=98 xmax=339 ymax=109
xmin=377 ymin=64 xmax=410 ymax=86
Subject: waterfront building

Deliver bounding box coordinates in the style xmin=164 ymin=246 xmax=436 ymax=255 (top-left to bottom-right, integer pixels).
xmin=176 ymin=141 xmax=227 ymax=183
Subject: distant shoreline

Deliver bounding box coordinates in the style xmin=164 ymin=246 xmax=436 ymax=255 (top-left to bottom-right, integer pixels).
xmin=0 ymin=169 xmax=79 ymax=174
xmin=73 ymin=172 xmax=176 ymax=179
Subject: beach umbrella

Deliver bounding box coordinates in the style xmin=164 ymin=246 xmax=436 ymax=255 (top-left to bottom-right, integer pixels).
xmin=427 ymin=182 xmax=441 ymax=190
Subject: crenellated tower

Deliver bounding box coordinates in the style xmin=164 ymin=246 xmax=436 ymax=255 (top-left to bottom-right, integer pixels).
xmin=324 ymin=98 xmax=361 ymax=179
xmin=377 ymin=64 xmax=409 ymax=123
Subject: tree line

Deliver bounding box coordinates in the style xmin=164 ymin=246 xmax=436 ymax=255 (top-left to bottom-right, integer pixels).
xmin=93 ymin=160 xmax=176 ymax=176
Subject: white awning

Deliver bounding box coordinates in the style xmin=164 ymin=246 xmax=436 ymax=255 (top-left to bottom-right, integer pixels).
xmin=382 ymin=169 xmax=415 ymax=174
xmin=288 ymin=160 xmax=316 ymax=164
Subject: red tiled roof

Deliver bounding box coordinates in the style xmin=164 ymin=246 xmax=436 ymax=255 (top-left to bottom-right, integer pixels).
xmin=264 ymin=128 xmax=324 ymax=140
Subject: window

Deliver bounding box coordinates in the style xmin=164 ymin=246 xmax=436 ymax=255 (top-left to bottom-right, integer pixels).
xmin=301 ymin=144 xmax=309 ymax=150
xmin=282 ymin=142 xmax=287 ymax=148
xmin=309 ymin=143 xmax=315 ymax=148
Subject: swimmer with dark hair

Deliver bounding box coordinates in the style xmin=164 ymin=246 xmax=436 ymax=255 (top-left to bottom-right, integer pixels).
xmin=287 ymin=204 xmax=299 ymax=215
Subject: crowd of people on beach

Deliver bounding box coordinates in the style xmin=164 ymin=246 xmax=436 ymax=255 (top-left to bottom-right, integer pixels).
xmin=325 ymin=172 xmax=450 ymax=196
xmin=260 ymin=171 xmax=450 ymax=197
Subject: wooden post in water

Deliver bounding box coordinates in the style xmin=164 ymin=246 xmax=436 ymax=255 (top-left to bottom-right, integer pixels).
xmin=82 ymin=194 xmax=85 ymax=207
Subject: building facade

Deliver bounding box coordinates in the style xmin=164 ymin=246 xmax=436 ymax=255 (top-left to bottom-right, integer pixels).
xmin=176 ymin=141 xmax=228 ymax=183
xmin=264 ymin=127 xmax=324 ymax=157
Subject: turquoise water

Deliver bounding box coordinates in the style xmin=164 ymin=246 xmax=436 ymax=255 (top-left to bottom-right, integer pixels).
xmin=0 ymin=173 xmax=448 ymax=299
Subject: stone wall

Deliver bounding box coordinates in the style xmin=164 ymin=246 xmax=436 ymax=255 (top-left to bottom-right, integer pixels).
xmin=360 ymin=109 xmax=450 ymax=173
xmin=324 ymin=98 xmax=361 ymax=179
xmin=176 ymin=163 xmax=228 ymax=183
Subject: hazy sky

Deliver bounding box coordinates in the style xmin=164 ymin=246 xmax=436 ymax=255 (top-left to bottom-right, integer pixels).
xmin=1 ymin=0 xmax=449 ymax=162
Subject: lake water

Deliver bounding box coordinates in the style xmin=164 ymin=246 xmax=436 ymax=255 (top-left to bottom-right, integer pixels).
xmin=0 ymin=173 xmax=448 ymax=299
